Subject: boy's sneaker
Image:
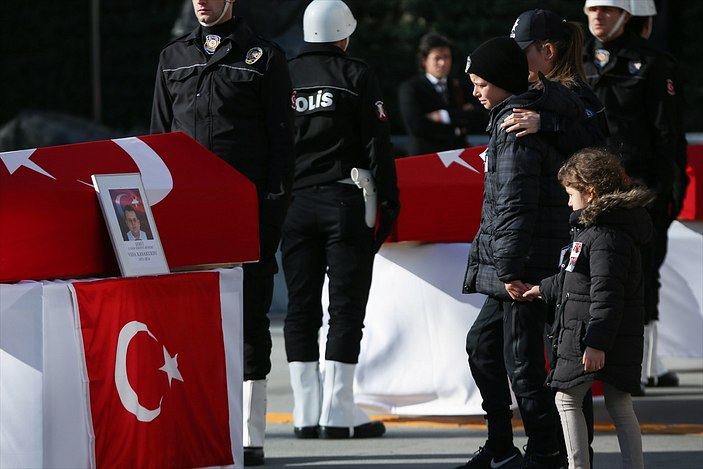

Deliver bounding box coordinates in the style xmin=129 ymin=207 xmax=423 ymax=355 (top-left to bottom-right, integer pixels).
xmin=455 ymin=445 xmax=522 ymax=469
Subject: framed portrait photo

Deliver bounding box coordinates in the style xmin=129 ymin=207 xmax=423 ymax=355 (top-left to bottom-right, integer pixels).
xmin=92 ymin=173 xmax=170 ymax=277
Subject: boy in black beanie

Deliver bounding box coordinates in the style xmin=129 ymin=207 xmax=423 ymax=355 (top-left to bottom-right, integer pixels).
xmin=457 ymin=36 xmax=588 ymax=469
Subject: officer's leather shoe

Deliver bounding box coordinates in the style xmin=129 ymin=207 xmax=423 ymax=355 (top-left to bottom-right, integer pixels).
xmin=243 ymin=447 xmax=264 ymax=466
xmin=318 ymin=426 xmax=350 ymax=439
xmin=352 ymin=421 xmax=386 ymax=438
xmin=294 ymin=425 xmax=319 ymax=439
xmin=647 ymin=370 xmax=680 ymax=387
xmin=318 ymin=421 xmax=386 ymax=439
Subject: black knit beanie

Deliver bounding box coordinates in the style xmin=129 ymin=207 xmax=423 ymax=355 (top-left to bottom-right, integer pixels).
xmin=465 ymin=37 xmax=529 ymax=95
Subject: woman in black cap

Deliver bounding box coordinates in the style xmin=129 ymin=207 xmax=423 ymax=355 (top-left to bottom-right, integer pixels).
xmin=457 ymin=36 xmax=589 ymax=469
xmin=502 ymin=9 xmax=607 ymax=153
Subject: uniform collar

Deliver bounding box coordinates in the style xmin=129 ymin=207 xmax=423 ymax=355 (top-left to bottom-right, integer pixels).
xmin=297 ymin=43 xmax=347 ymax=58
xmin=183 ymin=17 xmax=256 ymax=55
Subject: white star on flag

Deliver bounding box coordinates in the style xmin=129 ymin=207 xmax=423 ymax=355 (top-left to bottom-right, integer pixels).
xmin=0 ymin=149 xmax=55 ymax=179
xmin=437 ymin=149 xmax=480 ymax=174
xmin=159 ymin=346 xmax=184 ymax=387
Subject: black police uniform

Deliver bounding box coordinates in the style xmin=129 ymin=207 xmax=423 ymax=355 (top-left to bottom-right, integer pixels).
xmin=151 ymin=17 xmax=295 ymax=381
xmin=282 ymin=43 xmax=399 ymax=364
xmin=583 ymin=31 xmax=679 ymax=324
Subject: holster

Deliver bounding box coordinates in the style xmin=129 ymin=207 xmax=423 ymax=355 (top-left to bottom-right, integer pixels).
xmin=350 ymin=168 xmax=377 ymax=228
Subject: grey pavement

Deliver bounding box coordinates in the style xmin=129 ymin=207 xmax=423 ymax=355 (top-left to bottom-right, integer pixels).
xmin=262 ymin=316 xmax=703 ymax=468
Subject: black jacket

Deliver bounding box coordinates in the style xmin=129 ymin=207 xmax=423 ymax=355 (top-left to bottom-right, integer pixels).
xmin=537 ymin=79 xmax=608 ymax=156
xmin=540 ymin=188 xmax=653 ymax=394
xmin=398 ymin=74 xmax=487 ymax=156
xmin=287 ymin=44 xmax=399 ymax=207
xmin=463 ymin=78 xmax=586 ymax=299
xmin=150 ymin=17 xmax=295 ymax=199
xmin=583 ymin=32 xmax=678 ymax=197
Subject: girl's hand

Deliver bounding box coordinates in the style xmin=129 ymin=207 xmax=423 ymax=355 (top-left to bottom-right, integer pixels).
xmin=582 ymin=346 xmax=605 ymax=373
xmin=522 ymin=284 xmax=541 ymax=300
xmin=501 ymin=109 xmax=540 ymax=137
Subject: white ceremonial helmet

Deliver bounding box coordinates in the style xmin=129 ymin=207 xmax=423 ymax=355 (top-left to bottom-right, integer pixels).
xmin=303 ymin=0 xmax=357 ymax=43
xmin=583 ymin=0 xmax=632 ymax=14
xmin=629 ymin=0 xmax=657 ymax=16
xmin=584 ymin=0 xmax=632 ymax=40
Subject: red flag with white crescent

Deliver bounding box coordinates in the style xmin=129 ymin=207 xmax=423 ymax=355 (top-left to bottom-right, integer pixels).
xmin=71 ymin=272 xmax=234 ymax=468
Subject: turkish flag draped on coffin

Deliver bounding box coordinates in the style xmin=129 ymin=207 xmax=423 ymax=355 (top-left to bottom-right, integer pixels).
xmin=0 ymin=132 xmax=258 ymax=283
xmin=71 ymin=272 xmax=234 ymax=468
xmin=393 ymin=146 xmax=486 ymax=243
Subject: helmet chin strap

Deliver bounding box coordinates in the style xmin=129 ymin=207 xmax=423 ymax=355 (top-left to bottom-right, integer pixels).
xmin=198 ymin=0 xmax=232 ymax=27
xmin=589 ymin=10 xmax=628 ymax=42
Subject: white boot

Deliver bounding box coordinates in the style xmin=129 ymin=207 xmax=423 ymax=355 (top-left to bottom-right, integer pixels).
xmin=243 ymin=380 xmax=267 ymax=465
xmin=288 ymin=361 xmax=321 ymax=437
xmin=318 ymin=360 xmax=385 ymax=439
xmin=643 ymin=321 xmax=679 ymax=387
xmin=319 ymin=360 xmax=355 ymax=431
xmin=641 ymin=322 xmax=654 ymax=386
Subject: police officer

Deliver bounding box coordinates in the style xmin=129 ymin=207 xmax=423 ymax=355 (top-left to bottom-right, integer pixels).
xmin=281 ymin=0 xmax=399 ymax=440
xmin=151 ymin=0 xmax=295 ymax=465
xmin=582 ymin=0 xmax=682 ymax=394
xmin=625 ymin=0 xmax=688 ymax=392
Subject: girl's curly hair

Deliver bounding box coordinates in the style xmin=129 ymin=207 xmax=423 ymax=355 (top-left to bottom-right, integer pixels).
xmin=558 ymin=147 xmax=630 ymax=197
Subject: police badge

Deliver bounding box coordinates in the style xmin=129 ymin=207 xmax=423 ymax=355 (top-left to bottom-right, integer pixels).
xmin=246 ymin=47 xmax=263 ymax=65
xmin=204 ymin=34 xmax=221 ymax=55
xmin=594 ymin=49 xmax=610 ymax=68
xmin=628 ymin=60 xmax=642 ymax=74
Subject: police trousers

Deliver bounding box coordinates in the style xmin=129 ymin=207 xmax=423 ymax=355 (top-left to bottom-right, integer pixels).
xmin=466 ymin=296 xmax=561 ymax=456
xmin=243 ymin=198 xmax=285 ymax=381
xmin=281 ymin=183 xmax=374 ymax=364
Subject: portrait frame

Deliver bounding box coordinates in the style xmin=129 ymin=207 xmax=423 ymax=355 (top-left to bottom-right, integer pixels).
xmin=92 ymin=173 xmax=170 ymax=277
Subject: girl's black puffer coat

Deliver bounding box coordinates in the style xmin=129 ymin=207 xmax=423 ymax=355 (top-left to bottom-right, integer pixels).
xmin=540 ymin=187 xmax=653 ymax=394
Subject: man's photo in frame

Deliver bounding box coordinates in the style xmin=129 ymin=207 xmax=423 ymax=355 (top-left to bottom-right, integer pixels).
xmin=109 ymin=188 xmax=154 ymax=242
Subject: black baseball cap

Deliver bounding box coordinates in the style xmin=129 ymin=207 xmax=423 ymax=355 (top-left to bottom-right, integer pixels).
xmin=510 ymin=9 xmax=567 ymax=49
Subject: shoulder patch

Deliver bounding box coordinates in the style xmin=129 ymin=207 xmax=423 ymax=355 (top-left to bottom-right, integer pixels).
xmin=246 ymin=47 xmax=264 ymax=65
xmin=666 ymin=78 xmax=676 ymax=96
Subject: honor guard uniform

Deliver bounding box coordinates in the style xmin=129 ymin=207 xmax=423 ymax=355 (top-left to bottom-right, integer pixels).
xmin=151 ymin=0 xmax=295 ymax=465
xmin=582 ymin=0 xmax=682 ymax=394
xmin=281 ymin=0 xmax=399 ymax=441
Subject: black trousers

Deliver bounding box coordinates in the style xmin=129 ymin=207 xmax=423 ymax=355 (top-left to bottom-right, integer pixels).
xmin=243 ymin=200 xmax=285 ymax=381
xmin=281 ymin=184 xmax=374 ymax=364
xmin=466 ymin=296 xmax=561 ymax=456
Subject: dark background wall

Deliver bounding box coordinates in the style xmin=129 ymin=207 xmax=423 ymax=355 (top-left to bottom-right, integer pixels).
xmin=1 ymin=0 xmax=700 ymax=150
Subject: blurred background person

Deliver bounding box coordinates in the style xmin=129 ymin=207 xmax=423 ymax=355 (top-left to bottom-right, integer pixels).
xmin=625 ymin=0 xmax=689 ymax=392
xmin=397 ymin=32 xmax=487 ymax=156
